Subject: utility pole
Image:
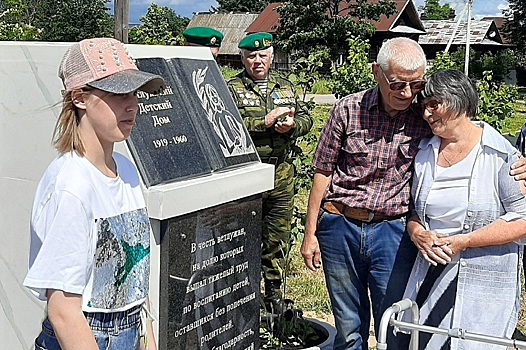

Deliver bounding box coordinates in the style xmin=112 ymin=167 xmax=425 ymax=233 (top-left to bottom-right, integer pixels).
xmin=444 ymin=0 xmax=474 ymax=76
xmin=114 ymin=0 xmax=130 ymax=43
xmin=464 ymin=0 xmax=473 ymax=76
xmin=445 ymin=1 xmax=469 ymax=53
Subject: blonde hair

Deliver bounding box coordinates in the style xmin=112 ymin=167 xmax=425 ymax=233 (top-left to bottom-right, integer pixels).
xmin=52 ymin=90 xmax=86 ymax=156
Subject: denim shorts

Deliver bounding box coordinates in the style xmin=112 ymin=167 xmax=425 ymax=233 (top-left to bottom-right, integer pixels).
xmin=35 ymin=304 xmax=142 ymax=350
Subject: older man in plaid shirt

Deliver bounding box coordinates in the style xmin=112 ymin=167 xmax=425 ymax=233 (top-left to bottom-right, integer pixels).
xmin=302 ymin=37 xmax=430 ymax=350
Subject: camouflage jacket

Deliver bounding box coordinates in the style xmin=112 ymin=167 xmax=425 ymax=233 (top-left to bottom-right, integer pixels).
xmin=227 ymin=70 xmax=313 ymax=160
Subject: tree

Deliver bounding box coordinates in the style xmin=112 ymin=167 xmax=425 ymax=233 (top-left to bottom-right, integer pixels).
xmin=276 ymin=0 xmax=397 ymax=62
xmin=0 ymin=0 xmax=113 ymax=41
xmin=129 ymin=3 xmax=189 ymax=45
xmin=213 ymin=0 xmax=270 ymax=13
xmin=469 ymin=49 xmax=516 ymax=83
xmin=32 ymin=0 xmax=113 ymax=42
xmin=429 ymin=48 xmax=517 ymax=83
xmin=0 ymin=0 xmax=42 ymax=40
xmin=503 ymin=0 xmax=526 ymax=52
xmin=419 ymin=0 xmax=455 ymax=20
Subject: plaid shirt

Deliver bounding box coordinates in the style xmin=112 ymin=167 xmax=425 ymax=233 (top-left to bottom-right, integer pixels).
xmin=314 ymin=87 xmax=431 ymax=216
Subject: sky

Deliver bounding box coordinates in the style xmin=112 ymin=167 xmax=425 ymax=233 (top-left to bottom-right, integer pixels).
xmin=413 ymin=0 xmax=509 ymax=19
xmin=125 ymin=0 xmax=219 ymax=23
xmin=116 ymin=0 xmax=508 ymax=24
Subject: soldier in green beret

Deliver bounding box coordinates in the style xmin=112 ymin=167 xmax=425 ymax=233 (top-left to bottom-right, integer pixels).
xmin=227 ymin=32 xmax=313 ymax=314
xmin=183 ymin=26 xmax=223 ymax=59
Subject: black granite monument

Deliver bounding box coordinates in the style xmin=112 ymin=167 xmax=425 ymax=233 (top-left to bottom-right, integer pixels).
xmin=126 ymin=56 xmax=263 ymax=350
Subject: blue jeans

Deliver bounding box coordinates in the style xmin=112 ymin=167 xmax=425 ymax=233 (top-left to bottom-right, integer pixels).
xmin=317 ymin=210 xmax=417 ymax=350
xmin=35 ymin=305 xmax=142 ymax=350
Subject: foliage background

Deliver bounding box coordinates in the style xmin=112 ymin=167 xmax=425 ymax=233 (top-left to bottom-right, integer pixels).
xmin=129 ymin=3 xmax=189 ymax=45
xmin=0 ymin=0 xmax=113 ymax=41
xmin=276 ymin=0 xmax=396 ymax=63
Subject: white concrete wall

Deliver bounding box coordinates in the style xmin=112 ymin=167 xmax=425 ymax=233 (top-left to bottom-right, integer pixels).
xmin=0 ymin=41 xmax=273 ymax=349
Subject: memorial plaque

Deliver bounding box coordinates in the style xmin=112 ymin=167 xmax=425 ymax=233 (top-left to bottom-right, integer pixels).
xmin=128 ymin=58 xmax=259 ymax=187
xmin=127 ymin=58 xmax=213 ymax=186
xmin=159 ymin=195 xmax=261 ymax=350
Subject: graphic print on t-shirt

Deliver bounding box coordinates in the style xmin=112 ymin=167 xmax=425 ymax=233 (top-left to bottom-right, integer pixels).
xmin=88 ymin=208 xmax=150 ymax=309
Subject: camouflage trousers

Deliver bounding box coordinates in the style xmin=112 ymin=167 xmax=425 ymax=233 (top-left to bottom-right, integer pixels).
xmin=261 ymin=162 xmax=294 ymax=286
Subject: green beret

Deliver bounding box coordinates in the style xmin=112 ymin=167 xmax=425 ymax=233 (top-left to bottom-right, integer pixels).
xmin=183 ymin=27 xmax=223 ymax=47
xmin=238 ymin=32 xmax=273 ymax=51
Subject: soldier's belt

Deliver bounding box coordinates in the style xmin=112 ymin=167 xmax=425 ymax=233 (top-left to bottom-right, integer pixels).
xmin=261 ymin=156 xmax=285 ymax=166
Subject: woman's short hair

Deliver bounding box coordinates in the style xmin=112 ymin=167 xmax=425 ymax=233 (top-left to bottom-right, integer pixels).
xmin=421 ymin=70 xmax=478 ymax=119
xmin=376 ymin=37 xmax=426 ymax=72
xmin=52 ymin=90 xmax=86 ymax=156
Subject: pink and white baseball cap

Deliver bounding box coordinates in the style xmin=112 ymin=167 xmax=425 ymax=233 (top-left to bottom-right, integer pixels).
xmin=59 ymin=38 xmax=165 ymax=94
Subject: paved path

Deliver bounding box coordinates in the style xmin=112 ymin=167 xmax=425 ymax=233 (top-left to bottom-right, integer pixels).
xmin=305 ymin=93 xmax=337 ymax=105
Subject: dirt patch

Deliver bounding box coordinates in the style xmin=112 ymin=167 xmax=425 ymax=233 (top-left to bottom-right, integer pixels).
xmin=303 ymin=311 xmax=334 ymax=326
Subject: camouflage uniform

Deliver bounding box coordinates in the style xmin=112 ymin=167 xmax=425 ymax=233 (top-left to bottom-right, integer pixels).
xmin=227 ymin=70 xmax=313 ymax=292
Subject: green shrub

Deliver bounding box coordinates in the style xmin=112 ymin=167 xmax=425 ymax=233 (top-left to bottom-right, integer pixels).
xmin=310 ymin=79 xmax=332 ymax=94
xmin=329 ymin=37 xmax=376 ymax=98
xmin=287 ymin=49 xmax=330 ymax=105
xmin=290 ymin=105 xmax=331 ymax=242
xmin=475 ymin=71 xmax=519 ymax=133
xmin=427 ymin=51 xmax=458 ymax=76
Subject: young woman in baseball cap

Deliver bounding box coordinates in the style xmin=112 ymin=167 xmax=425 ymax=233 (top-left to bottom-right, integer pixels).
xmin=23 ymin=38 xmax=165 ymax=350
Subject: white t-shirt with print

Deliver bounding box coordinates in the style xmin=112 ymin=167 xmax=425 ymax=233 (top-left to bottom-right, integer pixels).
xmin=23 ymin=151 xmax=150 ymax=313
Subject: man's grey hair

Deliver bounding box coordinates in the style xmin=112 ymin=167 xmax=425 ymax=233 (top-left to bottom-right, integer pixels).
xmin=422 ymin=70 xmax=478 ymax=119
xmin=240 ymin=46 xmax=274 ymax=57
xmin=376 ymin=37 xmax=426 ymax=72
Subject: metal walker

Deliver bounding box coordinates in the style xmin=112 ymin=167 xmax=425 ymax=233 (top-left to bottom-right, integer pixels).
xmin=376 ymin=298 xmax=526 ymax=350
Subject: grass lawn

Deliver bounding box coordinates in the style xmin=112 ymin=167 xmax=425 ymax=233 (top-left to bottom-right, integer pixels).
xmin=286 ymin=99 xmax=526 ymax=342
xmin=512 ymin=100 xmax=526 ymax=134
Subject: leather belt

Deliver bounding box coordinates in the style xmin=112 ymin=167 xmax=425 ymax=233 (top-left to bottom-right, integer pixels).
xmin=322 ymin=201 xmax=403 ymax=223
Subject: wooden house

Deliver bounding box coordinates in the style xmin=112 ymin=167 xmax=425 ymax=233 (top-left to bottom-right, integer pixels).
xmin=186 ymin=12 xmax=260 ymax=68
xmin=418 ymin=19 xmax=510 ymax=59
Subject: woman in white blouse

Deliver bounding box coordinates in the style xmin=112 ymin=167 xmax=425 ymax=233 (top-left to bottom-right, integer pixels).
xmin=403 ymin=69 xmax=526 ymax=350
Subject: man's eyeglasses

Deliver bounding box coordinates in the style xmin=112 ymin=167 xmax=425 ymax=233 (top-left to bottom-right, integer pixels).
xmin=380 ymin=67 xmax=426 ymax=91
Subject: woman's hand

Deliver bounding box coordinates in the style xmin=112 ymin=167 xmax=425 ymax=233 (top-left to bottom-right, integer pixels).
xmin=510 ymin=155 xmax=526 ymax=181
xmin=141 ymin=297 xmax=157 ymax=350
xmin=410 ymin=227 xmax=453 ymax=266
xmin=435 ymin=234 xmax=470 ymax=259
